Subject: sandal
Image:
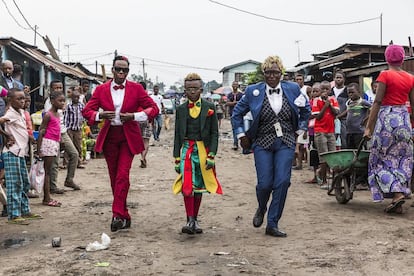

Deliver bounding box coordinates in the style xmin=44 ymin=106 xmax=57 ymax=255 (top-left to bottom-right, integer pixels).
xmin=384 ymin=198 xmax=405 ymax=213
xmin=42 ymin=199 xmax=62 ymax=207
xmin=22 ymin=213 xmax=43 ymax=220
xmin=7 ymin=216 xmax=30 ymax=225
xmin=140 ymin=159 xmax=147 ymax=168
xmin=305 ymin=178 xmax=318 ymax=184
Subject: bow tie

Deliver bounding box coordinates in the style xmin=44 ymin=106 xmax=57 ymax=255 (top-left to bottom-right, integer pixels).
xmin=113 ymin=84 xmax=125 ymax=90
xmin=269 ymin=88 xmax=280 ymax=95
xmin=188 ymin=102 xmax=201 ymax=108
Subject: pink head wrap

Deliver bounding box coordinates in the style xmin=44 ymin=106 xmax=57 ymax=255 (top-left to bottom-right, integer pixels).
xmin=385 ymin=44 xmax=405 ymax=66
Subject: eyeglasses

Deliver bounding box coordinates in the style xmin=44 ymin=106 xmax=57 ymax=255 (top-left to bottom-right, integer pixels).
xmin=185 ymin=87 xmax=201 ymax=92
xmin=113 ymin=67 xmax=129 ymax=73
xmin=264 ymin=70 xmax=282 ymax=77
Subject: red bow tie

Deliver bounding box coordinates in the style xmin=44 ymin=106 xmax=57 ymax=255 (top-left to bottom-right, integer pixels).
xmin=114 ymin=84 xmax=125 ymax=90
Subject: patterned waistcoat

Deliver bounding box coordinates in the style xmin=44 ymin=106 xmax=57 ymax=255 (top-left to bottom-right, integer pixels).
xmin=255 ymin=94 xmax=295 ymax=149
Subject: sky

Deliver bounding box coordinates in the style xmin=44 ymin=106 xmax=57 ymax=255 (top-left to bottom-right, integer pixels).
xmin=1 ymin=0 xmax=413 ymax=88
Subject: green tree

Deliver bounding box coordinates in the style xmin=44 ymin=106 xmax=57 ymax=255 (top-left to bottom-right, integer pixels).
xmin=204 ymin=80 xmax=221 ymax=93
xmin=130 ymin=73 xmax=144 ymax=83
xmin=244 ymin=64 xmax=264 ymax=85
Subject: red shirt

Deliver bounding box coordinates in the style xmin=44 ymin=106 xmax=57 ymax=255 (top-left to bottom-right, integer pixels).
xmin=377 ymin=70 xmax=414 ymax=106
xmin=312 ymin=96 xmax=339 ymax=133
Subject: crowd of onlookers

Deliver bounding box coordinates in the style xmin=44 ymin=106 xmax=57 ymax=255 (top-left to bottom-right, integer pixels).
xmin=0 ymin=60 xmax=96 ymax=224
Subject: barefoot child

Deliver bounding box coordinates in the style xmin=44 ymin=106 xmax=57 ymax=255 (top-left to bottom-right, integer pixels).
xmin=1 ymin=88 xmax=41 ymax=224
xmin=173 ymin=73 xmax=222 ymax=235
xmin=37 ymin=91 xmax=65 ymax=207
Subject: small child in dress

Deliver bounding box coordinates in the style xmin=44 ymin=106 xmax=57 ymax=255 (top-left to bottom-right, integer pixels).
xmin=1 ymin=88 xmax=41 ymax=224
xmin=37 ymin=91 xmax=65 ymax=207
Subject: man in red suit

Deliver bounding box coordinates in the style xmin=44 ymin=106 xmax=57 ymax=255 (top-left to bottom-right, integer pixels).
xmin=82 ymin=56 xmax=159 ymax=232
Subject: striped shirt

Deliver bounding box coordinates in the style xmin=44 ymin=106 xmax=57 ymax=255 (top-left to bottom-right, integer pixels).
xmin=64 ymin=102 xmax=84 ymax=131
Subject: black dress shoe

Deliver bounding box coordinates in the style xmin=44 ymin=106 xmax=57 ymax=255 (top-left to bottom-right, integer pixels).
xmin=193 ymin=219 xmax=203 ymax=234
xmin=122 ymin=218 xmax=131 ymax=229
xmin=111 ymin=217 xmax=124 ymax=232
xmin=253 ymin=208 xmax=265 ymax=228
xmin=265 ymin=227 xmax=287 ymax=238
xmin=181 ymin=216 xmax=195 ymax=234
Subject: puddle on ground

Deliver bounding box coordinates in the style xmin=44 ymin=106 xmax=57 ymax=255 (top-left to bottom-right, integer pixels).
xmin=3 ymin=238 xmax=30 ymax=249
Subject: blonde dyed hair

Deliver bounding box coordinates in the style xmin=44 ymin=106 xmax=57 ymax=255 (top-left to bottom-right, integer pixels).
xmin=261 ymin=56 xmax=285 ymax=74
xmin=185 ymin=73 xmax=202 ymax=82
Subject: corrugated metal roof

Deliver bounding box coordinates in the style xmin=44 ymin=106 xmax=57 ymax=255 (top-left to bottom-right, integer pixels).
xmin=0 ymin=38 xmax=93 ymax=80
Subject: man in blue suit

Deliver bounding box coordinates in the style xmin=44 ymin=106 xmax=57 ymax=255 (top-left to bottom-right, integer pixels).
xmin=231 ymin=55 xmax=310 ymax=237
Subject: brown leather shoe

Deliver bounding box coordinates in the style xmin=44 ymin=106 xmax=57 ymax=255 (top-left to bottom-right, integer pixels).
xmin=64 ymin=181 xmax=81 ymax=190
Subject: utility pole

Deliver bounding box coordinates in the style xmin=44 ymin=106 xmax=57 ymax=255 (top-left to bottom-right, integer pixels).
xmin=64 ymin=43 xmax=76 ymax=63
xmin=380 ymin=13 xmax=383 ymax=46
xmin=34 ymin=25 xmax=38 ymax=46
xmin=142 ymin=59 xmax=146 ymax=81
xmin=295 ymin=40 xmax=301 ymax=63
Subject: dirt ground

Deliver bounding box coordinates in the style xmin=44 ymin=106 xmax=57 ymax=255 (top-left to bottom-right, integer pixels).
xmin=1 ymin=117 xmax=414 ymax=276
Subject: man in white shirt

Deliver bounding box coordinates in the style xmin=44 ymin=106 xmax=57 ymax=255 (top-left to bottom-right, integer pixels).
xmin=82 ymin=56 xmax=159 ymax=232
xmin=150 ymin=85 xmax=165 ymax=141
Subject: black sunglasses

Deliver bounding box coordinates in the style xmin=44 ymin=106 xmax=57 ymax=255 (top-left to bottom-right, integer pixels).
xmin=113 ymin=67 xmax=129 ymax=73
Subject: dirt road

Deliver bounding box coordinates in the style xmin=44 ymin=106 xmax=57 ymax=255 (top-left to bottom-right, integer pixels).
xmin=1 ymin=118 xmax=413 ymax=275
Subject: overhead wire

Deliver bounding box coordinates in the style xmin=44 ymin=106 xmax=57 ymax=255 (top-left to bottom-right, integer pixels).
xmin=1 ymin=0 xmax=30 ymax=30
xmin=121 ymin=52 xmax=220 ymax=72
xmin=208 ymin=0 xmax=380 ymax=26
xmin=11 ymin=0 xmax=43 ymax=35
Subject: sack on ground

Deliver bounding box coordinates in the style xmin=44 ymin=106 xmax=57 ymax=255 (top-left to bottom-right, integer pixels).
xmin=29 ymin=158 xmax=45 ymax=194
xmin=164 ymin=115 xmax=171 ymax=130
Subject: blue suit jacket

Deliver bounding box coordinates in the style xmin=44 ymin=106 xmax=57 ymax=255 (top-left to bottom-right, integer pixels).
xmin=231 ymin=81 xmax=310 ymax=142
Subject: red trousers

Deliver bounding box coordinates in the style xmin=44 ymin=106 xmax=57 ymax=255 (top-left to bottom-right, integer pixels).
xmin=103 ymin=126 xmax=134 ymax=219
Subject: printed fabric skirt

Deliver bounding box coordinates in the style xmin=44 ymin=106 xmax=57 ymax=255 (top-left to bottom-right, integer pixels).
xmin=368 ymin=105 xmax=413 ymax=202
xmin=40 ymin=137 xmax=60 ymax=157
xmin=173 ymin=140 xmax=222 ymax=196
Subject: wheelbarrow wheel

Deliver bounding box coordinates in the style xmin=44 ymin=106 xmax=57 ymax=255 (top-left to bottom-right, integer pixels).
xmin=333 ymin=174 xmax=351 ymax=204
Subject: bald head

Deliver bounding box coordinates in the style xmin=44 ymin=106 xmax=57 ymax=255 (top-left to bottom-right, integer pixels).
xmin=1 ymin=60 xmax=13 ymax=77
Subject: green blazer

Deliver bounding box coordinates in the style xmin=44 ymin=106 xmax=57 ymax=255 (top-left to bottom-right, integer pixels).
xmin=173 ymin=99 xmax=219 ymax=158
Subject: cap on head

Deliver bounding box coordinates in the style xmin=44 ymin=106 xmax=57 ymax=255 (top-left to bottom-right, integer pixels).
xmin=385 ymin=44 xmax=405 ymax=66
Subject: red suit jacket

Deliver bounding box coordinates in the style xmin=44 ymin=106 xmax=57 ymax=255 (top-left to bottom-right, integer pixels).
xmin=82 ymin=80 xmax=159 ymax=155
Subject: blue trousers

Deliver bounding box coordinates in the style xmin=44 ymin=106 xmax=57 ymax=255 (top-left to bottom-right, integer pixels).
xmin=253 ymin=138 xmax=294 ymax=228
xmin=153 ymin=114 xmax=163 ymax=140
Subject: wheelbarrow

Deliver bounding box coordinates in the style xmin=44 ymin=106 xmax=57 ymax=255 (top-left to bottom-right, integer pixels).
xmin=319 ymin=140 xmax=370 ymax=204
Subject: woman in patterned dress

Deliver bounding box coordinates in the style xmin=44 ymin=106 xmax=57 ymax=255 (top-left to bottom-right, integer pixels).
xmin=364 ymin=44 xmax=414 ymax=213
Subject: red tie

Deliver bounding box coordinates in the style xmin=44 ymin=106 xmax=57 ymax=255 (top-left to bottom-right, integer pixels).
xmin=114 ymin=84 xmax=125 ymax=90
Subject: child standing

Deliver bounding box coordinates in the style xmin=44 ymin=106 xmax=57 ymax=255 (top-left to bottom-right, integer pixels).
xmin=173 ymin=73 xmax=222 ymax=235
xmin=1 ymin=88 xmax=41 ymax=224
xmin=24 ymin=92 xmax=38 ymax=198
xmin=305 ymin=83 xmax=321 ymax=184
xmin=345 ymin=83 xmax=371 ymax=149
xmin=313 ymin=81 xmax=339 ymax=189
xmin=37 ymin=91 xmax=65 ymax=207
xmin=64 ymin=88 xmax=85 ymax=169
